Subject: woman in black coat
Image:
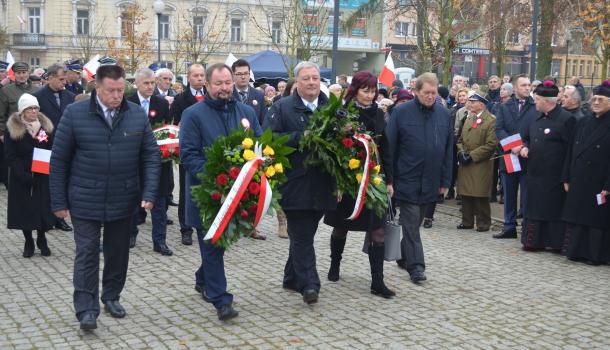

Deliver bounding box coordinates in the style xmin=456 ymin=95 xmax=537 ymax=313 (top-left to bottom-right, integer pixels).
xmin=4 ymin=94 xmax=56 ymax=257
xmin=323 ymin=71 xmax=395 ymax=298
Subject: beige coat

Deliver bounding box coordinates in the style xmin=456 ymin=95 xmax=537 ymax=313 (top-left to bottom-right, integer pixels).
xmin=457 ymin=109 xmax=498 ymax=197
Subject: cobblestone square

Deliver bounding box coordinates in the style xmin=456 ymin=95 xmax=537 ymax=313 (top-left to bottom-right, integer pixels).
xmin=0 ymin=186 xmax=609 ymax=349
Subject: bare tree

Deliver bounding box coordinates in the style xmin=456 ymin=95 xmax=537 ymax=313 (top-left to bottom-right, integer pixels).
xmin=0 ymin=26 xmax=9 ymax=53
xmin=72 ymin=6 xmax=108 ymax=62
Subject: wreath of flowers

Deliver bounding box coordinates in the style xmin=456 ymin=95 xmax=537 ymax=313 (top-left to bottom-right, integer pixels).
xmin=153 ymin=124 xmax=180 ymax=163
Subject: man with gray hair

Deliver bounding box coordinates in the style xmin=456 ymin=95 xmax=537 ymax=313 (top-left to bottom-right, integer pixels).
xmin=263 ymin=61 xmax=336 ymax=305
xmin=128 ymin=67 xmax=172 ymax=254
xmin=562 ymin=85 xmax=585 ymax=120
xmin=154 ymin=68 xmax=176 ymax=102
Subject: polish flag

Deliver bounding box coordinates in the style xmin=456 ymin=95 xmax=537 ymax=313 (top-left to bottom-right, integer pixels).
xmin=16 ymin=15 xmax=26 ymax=25
xmin=83 ymin=54 xmax=101 ymax=81
xmin=378 ymin=52 xmax=396 ymax=87
xmin=500 ymin=134 xmax=523 ymax=152
xmin=32 ymin=148 xmax=51 ymax=175
xmin=503 ymin=153 xmax=521 ymax=173
xmin=5 ymin=51 xmax=15 ymax=81
xmin=596 ymin=193 xmax=606 ymax=206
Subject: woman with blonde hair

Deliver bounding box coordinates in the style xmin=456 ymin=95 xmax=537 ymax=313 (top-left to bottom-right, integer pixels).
xmin=5 ymin=94 xmax=56 ymax=257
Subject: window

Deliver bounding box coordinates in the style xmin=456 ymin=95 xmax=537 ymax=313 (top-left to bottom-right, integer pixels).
xmin=121 ymin=12 xmax=130 ymax=37
xmin=507 ymin=30 xmax=519 ymax=44
xmin=193 ymin=16 xmax=205 ymax=39
xmin=304 ymin=13 xmax=318 ymax=34
xmin=231 ymin=19 xmax=242 ymax=42
xmin=586 ymin=61 xmax=591 ymax=77
xmin=77 ymin=10 xmax=89 ymax=35
xmin=395 ymin=22 xmax=408 ymax=37
xmin=327 ymin=15 xmax=343 ymax=35
xmin=579 ymin=61 xmax=583 ymax=77
xmin=159 ymin=61 xmax=173 ymax=70
xmin=159 ymin=14 xmax=169 ymax=39
xmin=551 ymin=59 xmax=562 ymax=77
xmin=30 ymin=57 xmax=40 ymax=67
xmin=272 ymin=21 xmax=281 ymax=44
xmin=410 ymin=22 xmax=417 ymax=36
xmin=397 ymin=0 xmax=413 ymax=6
xmin=351 ymin=18 xmax=366 ymax=36
xmin=28 ymin=7 xmax=41 ymax=34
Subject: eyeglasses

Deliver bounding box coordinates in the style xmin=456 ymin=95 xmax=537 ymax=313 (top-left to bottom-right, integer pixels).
xmin=234 ymin=72 xmax=250 ymax=77
xmin=591 ymin=96 xmax=609 ymax=104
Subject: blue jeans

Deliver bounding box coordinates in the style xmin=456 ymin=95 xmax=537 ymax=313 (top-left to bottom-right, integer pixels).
xmin=501 ymin=170 xmax=528 ymax=231
xmin=195 ymin=229 xmax=233 ymax=309
xmin=151 ymin=196 xmax=167 ymax=244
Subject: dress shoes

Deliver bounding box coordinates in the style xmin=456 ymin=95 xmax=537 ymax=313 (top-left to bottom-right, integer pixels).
xmin=129 ymin=236 xmax=136 ymax=249
xmin=217 ymin=304 xmax=238 ymax=321
xmin=423 ymin=218 xmax=433 ymax=229
xmin=55 ymin=218 xmax=73 ymax=231
xmin=302 ymin=289 xmax=318 ymax=305
xmin=79 ymin=313 xmax=97 ymax=330
xmin=410 ymin=271 xmax=427 ymax=284
xmin=493 ymin=229 xmax=517 ymax=239
xmin=168 ymin=200 xmax=178 ymax=207
xmin=153 ymin=242 xmax=173 ymax=256
xmin=181 ymin=232 xmax=193 ymax=246
xmin=166 ymin=219 xmax=174 ymax=225
xmin=194 ymin=284 xmax=211 ymax=302
xmin=457 ymin=224 xmax=474 ymax=230
xmin=103 ymin=300 xmax=126 ymax=318
xmin=23 ymin=239 xmax=35 ymax=258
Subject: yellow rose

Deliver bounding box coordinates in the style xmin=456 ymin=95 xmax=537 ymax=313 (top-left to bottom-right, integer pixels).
xmin=373 ymin=165 xmax=381 ymax=174
xmin=356 ymin=173 xmax=363 ymax=184
xmin=265 ymin=166 xmax=276 ymax=177
xmin=243 ymin=149 xmax=256 ymax=161
xmin=263 ymin=145 xmax=275 ymax=156
xmin=348 ymin=158 xmax=360 ymax=170
xmin=274 ymin=163 xmax=284 ymax=173
xmin=373 ymin=176 xmax=382 ymax=186
xmin=242 ymin=138 xmax=254 ymax=149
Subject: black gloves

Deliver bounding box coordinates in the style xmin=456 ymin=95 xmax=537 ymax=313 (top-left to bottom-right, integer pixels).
xmin=458 ymin=152 xmax=472 ymax=165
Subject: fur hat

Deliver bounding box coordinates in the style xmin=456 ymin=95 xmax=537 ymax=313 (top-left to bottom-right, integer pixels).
xmin=18 ymin=93 xmax=39 ymax=114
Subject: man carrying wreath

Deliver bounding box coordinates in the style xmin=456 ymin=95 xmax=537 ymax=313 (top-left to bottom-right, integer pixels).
xmin=180 ymin=63 xmax=262 ymax=321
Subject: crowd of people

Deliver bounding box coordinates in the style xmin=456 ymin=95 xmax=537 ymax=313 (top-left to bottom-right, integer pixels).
xmin=0 ymin=55 xmax=608 ymax=331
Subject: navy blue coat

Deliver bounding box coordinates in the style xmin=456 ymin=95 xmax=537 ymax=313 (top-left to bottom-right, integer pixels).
xmin=386 ymin=99 xmax=453 ymax=205
xmin=49 ymin=91 xmax=160 ymax=221
xmin=495 ymin=96 xmax=538 ymax=171
xmin=233 ymin=86 xmax=266 ymax=125
xmin=33 ymin=85 xmax=75 ymax=128
xmin=262 ymin=91 xmax=336 ymax=211
xmin=180 ymin=95 xmax=262 ymax=230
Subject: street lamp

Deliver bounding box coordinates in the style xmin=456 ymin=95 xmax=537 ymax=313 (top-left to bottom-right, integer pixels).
xmin=153 ymin=0 xmax=165 ymax=65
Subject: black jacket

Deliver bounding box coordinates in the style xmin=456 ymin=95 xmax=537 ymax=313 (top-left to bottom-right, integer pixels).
xmin=262 ymin=91 xmax=336 ymax=211
xmin=128 ymin=93 xmax=173 ymax=197
xmin=233 ymin=86 xmax=266 ymax=125
xmin=562 ymin=111 xmax=610 ymax=229
xmin=49 ymin=90 xmax=161 ymax=221
xmin=170 ymin=85 xmax=202 ymax=125
xmin=495 ymin=96 xmax=538 ymax=172
xmin=33 ymin=85 xmax=76 ymax=128
xmin=153 ymin=86 xmax=177 ymax=97
xmin=523 ymin=106 xmax=575 ymax=221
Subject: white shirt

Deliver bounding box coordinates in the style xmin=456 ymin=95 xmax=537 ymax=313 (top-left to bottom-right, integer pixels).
xmin=190 ymin=86 xmax=203 ymax=96
xmin=157 ymin=87 xmax=168 ymax=96
xmin=301 ymin=97 xmax=319 ymax=111
xmin=96 ymin=95 xmax=112 ymax=116
xmin=469 ymin=110 xmax=484 ymax=119
xmin=137 ymin=91 xmax=150 ymax=105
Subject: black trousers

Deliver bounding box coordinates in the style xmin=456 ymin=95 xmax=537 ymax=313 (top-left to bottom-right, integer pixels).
xmin=283 ymin=210 xmax=324 ymax=294
xmin=0 ymin=142 xmax=7 ymax=187
xmin=178 ymin=164 xmax=192 ymax=234
xmin=491 ymin=157 xmax=500 ymax=198
xmin=72 ymin=215 xmax=132 ymax=321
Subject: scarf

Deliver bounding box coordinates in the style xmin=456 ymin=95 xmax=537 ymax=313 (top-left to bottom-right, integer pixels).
xmin=21 ymin=115 xmax=41 ymax=138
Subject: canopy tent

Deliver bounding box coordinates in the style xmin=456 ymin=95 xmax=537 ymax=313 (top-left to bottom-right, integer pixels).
xmin=242 ymin=50 xmax=332 ymax=81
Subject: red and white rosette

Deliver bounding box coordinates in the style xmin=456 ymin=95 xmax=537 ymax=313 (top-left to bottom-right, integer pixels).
xmin=347 ymin=133 xmax=372 ymax=220
xmin=204 ymin=142 xmax=273 ymax=244
xmin=154 ymin=124 xmax=180 ymax=150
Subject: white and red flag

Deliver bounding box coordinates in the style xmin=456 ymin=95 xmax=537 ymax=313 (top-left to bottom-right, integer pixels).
xmin=378 ymin=52 xmax=396 ymax=87
xmin=83 ymin=55 xmax=101 ymax=81
xmin=32 ymin=148 xmax=51 ymax=175
xmin=503 ymin=153 xmax=521 ymax=174
xmin=5 ymin=51 xmax=15 ymax=81
xmin=596 ymin=193 xmax=607 ymax=206
xmin=500 ymin=134 xmax=523 ymax=152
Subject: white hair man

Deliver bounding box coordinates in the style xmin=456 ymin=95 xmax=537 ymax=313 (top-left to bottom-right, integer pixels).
xmin=154 ymin=68 xmax=176 ymax=104
xmin=562 ymin=85 xmax=585 ymax=120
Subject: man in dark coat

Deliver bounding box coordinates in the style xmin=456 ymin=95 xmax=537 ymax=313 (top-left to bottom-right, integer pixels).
xmin=561 ymin=85 xmax=585 ymax=120
xmin=49 ymin=64 xmax=160 ymax=331
xmin=493 ymin=74 xmax=538 ymax=239
xmin=180 ymin=63 xmax=262 ymax=321
xmin=170 ymin=63 xmax=205 ymax=246
xmin=263 ymin=61 xmax=336 ymax=304
xmin=64 ymin=59 xmax=84 ymax=95
xmin=386 ymin=72 xmax=453 ymax=284
xmin=127 ymin=68 xmax=173 ymax=255
xmin=562 ymin=80 xmax=610 ymax=265
xmin=519 ymin=80 xmax=575 ymax=251
xmin=485 ymin=75 xmax=501 ymax=112
xmin=153 ymin=68 xmax=177 ymax=98
xmin=33 ymin=63 xmax=76 ymax=232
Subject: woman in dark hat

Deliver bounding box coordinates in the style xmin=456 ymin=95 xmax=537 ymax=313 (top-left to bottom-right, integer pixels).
xmin=323 ymin=70 xmax=395 ymax=298
xmin=5 ymin=94 xmax=56 ymax=257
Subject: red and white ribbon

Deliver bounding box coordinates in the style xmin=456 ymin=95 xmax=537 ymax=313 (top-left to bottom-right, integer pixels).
xmin=347 ymin=133 xmax=371 ymax=220
xmin=154 ymin=125 xmax=180 ymax=150
xmin=204 ymin=142 xmax=273 ymax=243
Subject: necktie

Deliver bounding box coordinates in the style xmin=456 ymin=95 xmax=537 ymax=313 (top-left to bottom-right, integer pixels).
xmin=518 ymin=100 xmax=525 ymax=113
xmin=195 ymin=90 xmax=203 ymax=102
xmin=54 ymin=92 xmax=61 ymax=107
xmin=307 ymin=102 xmax=316 ymax=111
xmin=105 ymin=109 xmax=114 ymax=128
xmin=141 ymin=99 xmax=149 ymax=116
xmin=239 ymin=91 xmax=248 ymax=103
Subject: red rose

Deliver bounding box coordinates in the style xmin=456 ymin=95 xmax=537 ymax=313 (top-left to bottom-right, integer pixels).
xmin=229 ymin=167 xmax=240 ymax=180
xmin=248 ymin=182 xmax=260 ymax=195
xmin=169 ymin=133 xmax=176 ymax=139
xmin=240 ymin=209 xmax=249 ymax=218
xmin=248 ymin=204 xmax=258 ymax=213
xmin=241 ymin=191 xmax=250 ymax=201
xmin=341 ymin=138 xmax=354 ymax=148
xmin=161 ymin=149 xmax=171 ymax=158
xmin=357 ymin=151 xmax=366 ymax=159
xmin=368 ymin=160 xmax=375 ymax=169
xmin=211 ymin=191 xmax=221 ymax=200
xmin=173 ymin=147 xmax=180 ymax=156
xmin=215 ymin=173 xmax=228 ymax=186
